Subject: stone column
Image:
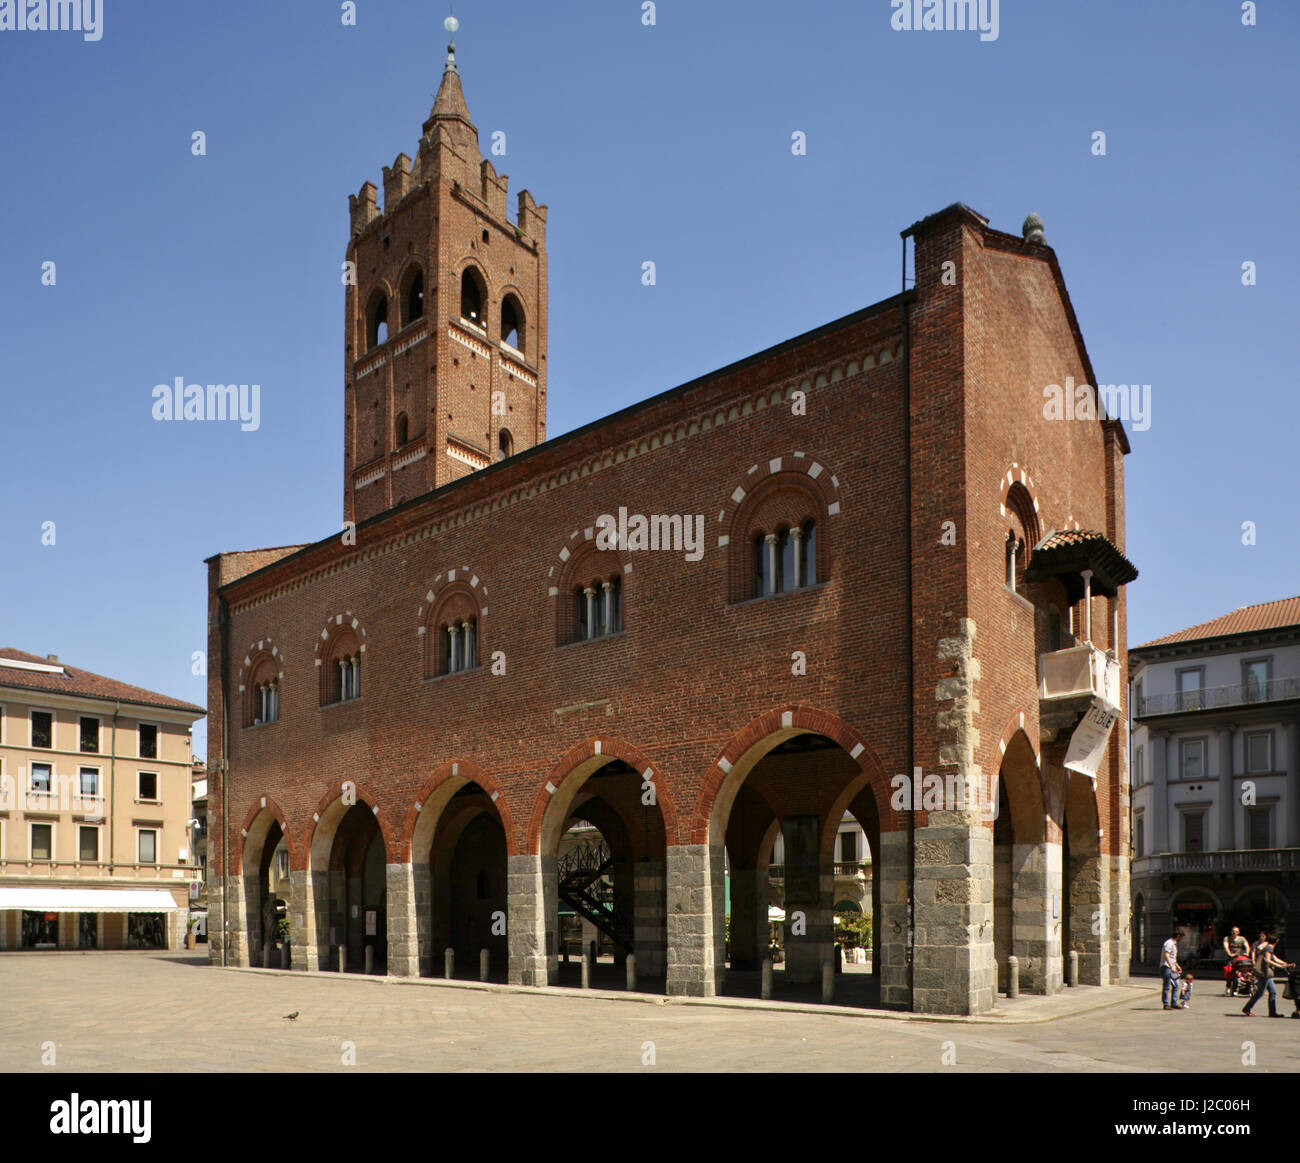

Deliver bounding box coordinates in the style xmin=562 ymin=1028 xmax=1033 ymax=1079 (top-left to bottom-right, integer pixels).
xmin=665 ymin=843 xmax=715 ymax=997
xmin=290 ymin=868 xmax=315 ymax=971
xmin=1010 ymin=839 xmax=1062 ymax=994
xmin=1151 ymin=733 xmax=1169 ymax=854
xmin=310 ymin=869 xmax=336 ymax=971
xmin=1109 ymin=852 xmax=1131 ymax=983
xmin=226 ymin=874 xmax=250 ymax=967
xmin=726 ymin=867 xmax=766 ymax=971
xmin=876 ymin=830 xmax=911 ymax=1009
xmin=1068 ymin=842 xmax=1108 ymax=986
xmin=1219 ymin=727 xmax=1235 ymax=850
xmin=911 ymin=816 xmax=994 ymax=1015
xmin=632 ymin=860 xmax=666 ymax=977
xmin=386 ymin=863 xmax=419 ymax=977
xmin=783 ymin=866 xmax=834 ymax=985
xmin=412 ymin=862 xmax=433 ymax=976
xmin=507 ymin=853 xmax=548 ymax=986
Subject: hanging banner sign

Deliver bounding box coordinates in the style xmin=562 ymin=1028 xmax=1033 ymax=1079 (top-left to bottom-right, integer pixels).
xmin=1064 ymin=698 xmax=1119 ymax=778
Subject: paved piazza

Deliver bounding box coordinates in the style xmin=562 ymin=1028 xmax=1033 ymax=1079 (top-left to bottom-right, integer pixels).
xmin=1 ymin=952 xmax=1297 ymax=1073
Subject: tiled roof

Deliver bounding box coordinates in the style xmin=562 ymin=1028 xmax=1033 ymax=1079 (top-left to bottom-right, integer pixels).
xmin=1134 ymin=595 xmax=1300 ymax=650
xmin=0 ymin=648 xmax=206 ymax=716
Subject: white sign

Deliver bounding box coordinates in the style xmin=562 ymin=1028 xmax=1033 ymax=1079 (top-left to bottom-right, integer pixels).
xmin=1065 ymin=698 xmax=1119 ymax=778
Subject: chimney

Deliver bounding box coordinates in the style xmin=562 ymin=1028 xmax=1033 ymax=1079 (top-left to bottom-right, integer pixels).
xmin=46 ymin=654 xmax=59 ymax=663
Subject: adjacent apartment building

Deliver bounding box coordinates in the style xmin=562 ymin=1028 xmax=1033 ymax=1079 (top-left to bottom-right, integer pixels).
xmin=0 ymin=649 xmax=207 ymax=950
xmin=1129 ymin=596 xmax=1300 ymax=965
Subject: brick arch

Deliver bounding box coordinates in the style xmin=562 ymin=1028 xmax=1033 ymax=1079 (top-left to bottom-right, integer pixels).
xmin=545 ymin=525 xmax=632 ymax=593
xmin=234 ymin=794 xmax=294 ymax=872
xmin=993 ymin=727 xmax=1048 ymax=845
xmin=313 ymin=610 xmax=368 ymax=701
xmin=236 ymin=638 xmax=285 ymax=694
xmin=304 ymin=778 xmax=396 ymax=865
xmin=395 ymin=259 xmax=425 ymax=327
xmin=526 ymin=737 xmax=678 ymax=855
xmin=400 ymin=760 xmax=518 ymax=860
xmin=986 ymin=709 xmax=1040 ymax=820
xmin=997 ymin=463 xmax=1040 ymax=525
xmin=453 ymin=258 xmax=493 ymax=320
xmin=692 ymin=705 xmax=895 ymax=846
xmin=498 ymin=283 xmax=527 ymax=350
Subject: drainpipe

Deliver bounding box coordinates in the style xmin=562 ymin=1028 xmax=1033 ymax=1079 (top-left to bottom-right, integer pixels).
xmin=219 ymin=592 xmax=231 ymax=969
xmin=900 ymin=244 xmax=916 ymax=1005
xmin=109 ymin=701 xmax=120 ymax=875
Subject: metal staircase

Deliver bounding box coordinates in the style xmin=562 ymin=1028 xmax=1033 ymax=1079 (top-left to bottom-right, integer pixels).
xmin=557 ymin=842 xmax=634 ymax=952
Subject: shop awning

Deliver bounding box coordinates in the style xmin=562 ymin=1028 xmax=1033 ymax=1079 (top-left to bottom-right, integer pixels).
xmin=0 ymin=887 xmax=181 ymax=914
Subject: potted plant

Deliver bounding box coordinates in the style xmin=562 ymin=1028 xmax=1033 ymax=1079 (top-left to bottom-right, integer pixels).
xmin=185 ymin=917 xmax=198 ymax=950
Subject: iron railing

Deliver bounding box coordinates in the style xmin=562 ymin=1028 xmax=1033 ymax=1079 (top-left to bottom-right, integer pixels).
xmin=1136 ymin=676 xmax=1300 ymax=717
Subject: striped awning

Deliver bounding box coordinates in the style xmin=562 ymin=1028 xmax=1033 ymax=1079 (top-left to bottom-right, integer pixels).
xmin=0 ymin=887 xmax=181 ymax=913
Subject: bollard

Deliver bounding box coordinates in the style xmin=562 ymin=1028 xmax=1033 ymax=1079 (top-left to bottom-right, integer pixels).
xmin=580 ymin=951 xmax=591 ymax=989
xmin=364 ymin=945 xmax=374 ymax=975
xmin=1067 ymin=949 xmax=1078 ymax=988
xmin=822 ymin=958 xmax=835 ymax=1004
xmin=480 ymin=948 xmax=490 ymax=982
xmin=1007 ymin=955 xmax=1020 ymax=999
xmin=444 ymin=947 xmax=455 ymax=980
xmin=336 ymin=945 xmax=345 ymax=974
xmin=280 ymin=943 xmax=290 ymax=970
xmin=761 ymin=958 xmax=774 ymax=1000
xmin=625 ymin=952 xmax=637 ymax=992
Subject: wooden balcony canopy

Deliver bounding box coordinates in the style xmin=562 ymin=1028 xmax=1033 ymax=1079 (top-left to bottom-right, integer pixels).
xmin=1025 ymin=529 xmax=1138 ymax=602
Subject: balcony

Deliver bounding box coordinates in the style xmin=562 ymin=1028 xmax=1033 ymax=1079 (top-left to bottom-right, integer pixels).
xmin=1135 ymin=676 xmax=1300 ymax=719
xmin=765 ymin=862 xmax=869 ymax=880
xmin=1039 ymin=644 xmax=1121 ymax=708
xmin=1134 ymin=848 xmax=1300 ymax=875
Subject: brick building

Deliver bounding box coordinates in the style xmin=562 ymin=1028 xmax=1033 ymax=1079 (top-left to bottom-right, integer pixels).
xmin=204 ymin=37 xmax=1136 ymax=1014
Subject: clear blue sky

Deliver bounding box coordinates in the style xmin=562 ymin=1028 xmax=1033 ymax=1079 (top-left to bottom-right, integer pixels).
xmin=2 ymin=0 xmax=1296 ymax=757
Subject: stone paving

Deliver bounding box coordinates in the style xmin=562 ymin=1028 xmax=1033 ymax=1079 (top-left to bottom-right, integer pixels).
xmin=1 ymin=951 xmax=1297 ymax=1073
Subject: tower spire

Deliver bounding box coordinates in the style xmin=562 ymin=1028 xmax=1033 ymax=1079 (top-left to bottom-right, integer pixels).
xmin=427 ymin=13 xmax=474 ymax=136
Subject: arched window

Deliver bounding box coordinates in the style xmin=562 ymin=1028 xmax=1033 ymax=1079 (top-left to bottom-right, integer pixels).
xmin=427 ymin=586 xmax=480 ymax=678
xmin=395 ymin=412 xmax=409 ymax=447
xmin=365 ymin=290 xmax=388 ymax=350
xmin=732 ymin=473 xmax=827 ymax=603
xmin=244 ymin=654 xmax=280 ymax=728
xmin=752 ymin=519 xmax=819 ymax=598
xmin=497 ymin=428 xmax=513 ymax=462
xmin=402 ymin=267 xmax=424 ymax=326
xmin=460 ymin=268 xmax=485 ymax=327
xmin=572 ymin=575 xmax=622 ymax=643
xmin=323 ymin=629 xmax=361 ymax=705
xmin=501 ymin=295 xmax=524 ymax=351
xmin=1005 ymin=530 xmax=1022 ymax=591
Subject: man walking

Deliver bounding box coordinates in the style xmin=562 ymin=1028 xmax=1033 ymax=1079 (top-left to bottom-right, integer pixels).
xmin=1160 ymin=929 xmax=1182 ymax=1011
xmin=1242 ymin=931 xmax=1294 ymax=1018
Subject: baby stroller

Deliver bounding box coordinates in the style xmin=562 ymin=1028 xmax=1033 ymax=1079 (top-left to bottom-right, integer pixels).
xmin=1224 ymin=954 xmax=1255 ymax=997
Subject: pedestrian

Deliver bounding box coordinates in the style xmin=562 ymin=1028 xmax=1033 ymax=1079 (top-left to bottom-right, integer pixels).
xmin=1178 ymin=971 xmax=1194 ymax=1008
xmin=1242 ymin=931 xmax=1294 ymax=1018
xmin=1160 ymin=929 xmax=1182 ymax=1010
xmin=1223 ymin=925 xmax=1250 ymax=996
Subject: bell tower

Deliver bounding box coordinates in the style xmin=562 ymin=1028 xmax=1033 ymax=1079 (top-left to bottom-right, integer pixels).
xmin=343 ymin=21 xmax=548 ymax=524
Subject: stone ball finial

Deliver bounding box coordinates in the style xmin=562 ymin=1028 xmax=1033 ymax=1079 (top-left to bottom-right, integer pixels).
xmin=1022 ymin=213 xmax=1045 ymax=245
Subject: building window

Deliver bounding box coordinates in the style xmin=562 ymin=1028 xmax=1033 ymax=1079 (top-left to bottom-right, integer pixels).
xmin=441 ymin=617 xmax=479 ymax=674
xmin=1135 ymin=814 xmax=1145 ymax=858
xmin=321 ymin=625 xmax=364 ymax=705
xmin=1245 ymin=731 xmax=1272 ymax=774
xmin=366 ymin=290 xmax=388 ymax=349
xmin=403 ymin=267 xmax=424 ymax=326
xmin=1242 ymin=658 xmax=1270 ymax=702
xmin=573 ymin=576 xmax=622 ymax=642
xmin=138 ymin=771 xmax=159 ymax=801
xmin=30 ymin=762 xmax=52 ymax=793
xmin=1133 ymin=745 xmax=1144 ymax=788
xmin=1005 ymin=532 xmax=1021 ymax=591
xmin=139 ymin=724 xmax=158 ymax=759
xmin=753 ymin=521 xmax=818 ymax=598
xmin=31 ymin=710 xmax=52 ymax=749
xmin=79 ymin=767 xmax=99 ymax=797
xmin=1246 ymin=806 xmax=1272 ymax=850
xmin=497 ymin=428 xmax=513 ymax=461
xmin=245 ymin=654 xmax=280 ymax=727
xmin=1134 ymin=679 xmax=1144 ymax=716
xmin=1179 ymin=738 xmax=1204 ymax=781
xmin=254 ymin=680 xmax=279 ymax=725
xmin=1182 ymin=811 xmax=1205 ymax=854
xmin=31 ymin=823 xmax=52 ymax=862
xmin=501 ymin=295 xmax=524 ymax=352
xmin=79 ymin=826 xmax=98 ymax=863
xmin=839 ymin=832 xmax=858 ymax=863
xmin=79 ymin=716 xmax=100 ymax=753
xmin=460 ymin=268 xmax=485 ymax=327
xmin=138 ymin=829 xmax=157 ymax=865
xmin=1176 ymin=668 xmax=1203 ymax=711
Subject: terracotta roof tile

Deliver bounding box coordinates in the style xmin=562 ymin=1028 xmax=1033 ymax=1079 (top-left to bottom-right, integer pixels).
xmin=0 ymin=648 xmax=206 ymax=716
xmin=1134 ymin=595 xmax=1300 ymax=650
